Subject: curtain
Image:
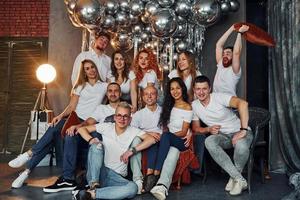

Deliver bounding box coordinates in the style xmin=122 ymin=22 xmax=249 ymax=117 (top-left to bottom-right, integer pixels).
xmin=268 ymin=0 xmax=300 ymax=174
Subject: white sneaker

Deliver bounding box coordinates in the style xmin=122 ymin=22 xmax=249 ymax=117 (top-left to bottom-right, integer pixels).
xmin=229 ymin=178 xmax=248 ymax=196
xmin=12 ymin=170 xmax=29 ymax=188
xmin=135 ymin=179 xmax=143 ymax=195
xmin=225 ymin=177 xmax=234 ymax=192
xmin=8 ymin=152 xmax=31 ymax=168
xmin=150 ymin=185 xmax=168 ymax=200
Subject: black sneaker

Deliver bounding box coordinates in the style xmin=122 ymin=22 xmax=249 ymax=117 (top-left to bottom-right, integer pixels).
xmin=72 ymin=184 xmax=90 ymax=195
xmin=73 ymin=190 xmax=93 ymax=200
xmin=43 ymin=176 xmax=77 ymax=193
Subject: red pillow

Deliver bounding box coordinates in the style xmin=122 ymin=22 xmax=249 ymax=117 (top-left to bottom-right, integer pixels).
xmin=61 ymin=111 xmax=81 ymax=138
xmin=234 ymin=22 xmax=276 ymax=47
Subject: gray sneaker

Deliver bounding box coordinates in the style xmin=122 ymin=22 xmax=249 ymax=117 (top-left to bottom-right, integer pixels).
xmin=12 ymin=170 xmax=29 ymax=188
xmin=230 ymin=178 xmax=248 ymax=195
xmin=225 ymin=177 xmax=234 ymax=192
xmin=150 ymin=185 xmax=168 ymax=200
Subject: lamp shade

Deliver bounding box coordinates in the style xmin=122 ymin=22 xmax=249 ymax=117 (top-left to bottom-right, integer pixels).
xmin=36 ymin=64 xmax=56 ymax=84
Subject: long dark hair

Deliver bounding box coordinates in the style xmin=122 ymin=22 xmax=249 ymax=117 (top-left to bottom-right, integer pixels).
xmin=159 ymin=77 xmax=189 ymax=128
xmin=111 ymin=51 xmax=130 ymax=82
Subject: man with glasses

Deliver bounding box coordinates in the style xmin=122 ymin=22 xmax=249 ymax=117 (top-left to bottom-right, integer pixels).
xmin=43 ymin=83 xmax=121 ymax=193
xmin=74 ymin=102 xmax=157 ymax=200
xmin=71 ymin=31 xmax=112 ymax=85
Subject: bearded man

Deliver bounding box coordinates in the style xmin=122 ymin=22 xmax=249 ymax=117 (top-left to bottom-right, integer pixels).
xmin=213 ymin=24 xmax=249 ymax=96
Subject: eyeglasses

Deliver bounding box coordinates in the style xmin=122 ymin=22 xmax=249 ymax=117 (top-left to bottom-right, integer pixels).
xmin=115 ymin=114 xmax=130 ymax=120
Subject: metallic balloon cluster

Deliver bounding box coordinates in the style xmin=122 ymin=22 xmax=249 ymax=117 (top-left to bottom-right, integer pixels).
xmin=64 ymin=0 xmax=240 ymax=62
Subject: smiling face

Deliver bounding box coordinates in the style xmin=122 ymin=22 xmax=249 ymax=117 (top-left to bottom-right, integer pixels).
xmin=138 ymin=52 xmax=149 ymax=70
xmin=170 ymin=81 xmax=183 ymax=101
xmin=177 ymin=53 xmax=189 ymax=71
xmin=113 ymin=53 xmax=125 ymax=71
xmin=142 ymin=86 xmax=157 ymax=106
xmin=114 ymin=106 xmax=131 ymax=129
xmin=95 ymin=35 xmax=109 ymax=51
xmin=222 ymin=48 xmax=233 ymax=68
xmin=106 ymin=84 xmax=121 ymax=103
xmin=83 ymin=62 xmax=98 ymax=80
xmin=193 ymin=81 xmax=211 ymax=102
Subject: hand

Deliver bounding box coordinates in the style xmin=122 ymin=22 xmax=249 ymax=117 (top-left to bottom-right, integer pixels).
xmin=208 ymin=125 xmax=221 ymax=135
xmin=148 ymin=132 xmax=161 ymax=142
xmin=50 ymin=115 xmax=62 ymax=127
xmin=182 ymin=133 xmax=192 ymax=147
xmin=89 ymin=137 xmax=101 ymax=145
xmin=232 ymin=131 xmax=247 ymax=145
xmin=66 ymin=125 xmax=79 ymax=136
xmin=238 ymin=25 xmax=249 ymax=33
xmin=120 ymin=150 xmax=133 ymax=164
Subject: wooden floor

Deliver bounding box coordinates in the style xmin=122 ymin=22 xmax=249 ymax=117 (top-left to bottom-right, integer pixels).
xmin=0 ymin=159 xmax=292 ymax=200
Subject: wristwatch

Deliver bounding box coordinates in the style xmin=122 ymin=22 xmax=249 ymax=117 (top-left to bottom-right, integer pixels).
xmin=129 ymin=147 xmax=137 ymax=155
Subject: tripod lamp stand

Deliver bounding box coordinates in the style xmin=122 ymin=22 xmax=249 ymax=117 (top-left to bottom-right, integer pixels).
xmin=20 ymin=64 xmax=56 ymax=154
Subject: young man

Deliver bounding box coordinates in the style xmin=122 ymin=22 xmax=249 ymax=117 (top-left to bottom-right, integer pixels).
xmin=71 ymin=31 xmax=112 ymax=85
xmin=43 ymin=83 xmax=121 ymax=193
xmin=74 ymin=102 xmax=157 ymax=200
xmin=192 ymin=75 xmax=253 ymax=196
xmin=214 ymin=24 xmax=249 ymax=96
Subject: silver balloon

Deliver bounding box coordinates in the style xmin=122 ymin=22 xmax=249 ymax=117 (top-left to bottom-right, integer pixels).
xmin=144 ymin=24 xmax=152 ymax=33
xmin=132 ymin=24 xmax=144 ymax=36
xmin=74 ymin=0 xmax=102 ymax=27
xmin=119 ymin=0 xmax=130 ymax=12
xmin=158 ymin=0 xmax=175 ymax=8
xmin=191 ymin=0 xmax=221 ymax=27
xmin=141 ymin=14 xmax=150 ymax=23
xmin=111 ymin=31 xmax=133 ymax=51
xmin=173 ymin=23 xmax=187 ymax=38
xmin=144 ymin=1 xmax=160 ymax=17
xmin=229 ymin=0 xmax=240 ymax=12
xmin=140 ymin=31 xmax=151 ymax=42
xmin=220 ymin=1 xmax=231 ymax=14
xmin=129 ymin=14 xmax=140 ymax=24
xmin=105 ymin=0 xmax=119 ymax=15
xmin=175 ymin=40 xmax=188 ymax=52
xmin=175 ymin=0 xmax=191 ymax=17
xmin=115 ymin=11 xmax=130 ymax=27
xmin=150 ymin=8 xmax=178 ymax=38
xmin=100 ymin=14 xmax=116 ymax=30
xmin=177 ymin=16 xmax=187 ymax=25
xmin=129 ymin=0 xmax=145 ymax=16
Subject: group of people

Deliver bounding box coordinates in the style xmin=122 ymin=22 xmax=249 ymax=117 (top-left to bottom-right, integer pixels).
xmin=8 ymin=24 xmax=252 ymax=200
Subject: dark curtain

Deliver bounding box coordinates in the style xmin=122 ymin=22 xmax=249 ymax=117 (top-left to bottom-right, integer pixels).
xmin=268 ymin=0 xmax=300 ymax=173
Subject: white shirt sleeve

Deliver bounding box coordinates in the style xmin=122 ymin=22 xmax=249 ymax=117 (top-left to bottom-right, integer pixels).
xmin=72 ymin=85 xmax=83 ymax=96
xmin=130 ymin=111 xmax=140 ymax=128
xmin=168 ymin=70 xmax=178 ymax=79
xmin=196 ymin=70 xmax=202 ymax=76
xmin=145 ymin=70 xmax=157 ymax=84
xmin=214 ymin=93 xmax=232 ymax=107
xmin=182 ymin=110 xmax=193 ymax=123
xmin=129 ymin=71 xmax=136 ymax=81
xmin=95 ymin=123 xmax=111 ymax=136
xmin=90 ymin=106 xmax=104 ymax=123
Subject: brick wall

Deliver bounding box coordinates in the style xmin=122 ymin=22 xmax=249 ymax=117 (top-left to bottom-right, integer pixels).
xmin=0 ymin=0 xmax=49 ymax=37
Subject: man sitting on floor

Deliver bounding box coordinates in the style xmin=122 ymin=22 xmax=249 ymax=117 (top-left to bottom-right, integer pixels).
xmin=43 ymin=82 xmax=121 ymax=193
xmin=192 ymin=75 xmax=253 ymax=196
xmin=74 ymin=102 xmax=158 ymax=200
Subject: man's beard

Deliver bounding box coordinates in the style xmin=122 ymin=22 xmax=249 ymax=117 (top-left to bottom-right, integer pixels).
xmin=222 ymin=57 xmax=232 ymax=68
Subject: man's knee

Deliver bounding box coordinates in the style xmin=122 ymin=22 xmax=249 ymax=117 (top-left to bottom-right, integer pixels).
xmin=205 ymin=135 xmax=218 ymax=150
xmin=127 ymin=181 xmax=138 ymax=198
xmin=234 ymin=142 xmax=250 ymax=156
xmin=130 ymin=137 xmax=142 ymax=147
xmin=89 ymin=143 xmax=104 ymax=154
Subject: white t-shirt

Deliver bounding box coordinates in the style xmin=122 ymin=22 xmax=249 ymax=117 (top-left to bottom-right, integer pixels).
xmin=138 ymin=70 xmax=159 ymax=89
xmin=131 ymin=105 xmax=162 ymax=134
xmin=213 ymin=61 xmax=241 ymax=96
xmin=71 ymin=49 xmax=112 ymax=86
xmin=73 ymin=81 xmax=108 ymax=120
xmin=168 ymin=107 xmax=193 ymax=133
xmin=89 ymin=104 xmax=115 ymax=123
xmin=95 ymin=123 xmax=145 ymax=177
xmin=109 ymin=71 xmax=136 ymax=100
xmin=192 ymin=93 xmax=241 ymax=135
xmin=168 ymin=69 xmax=201 ymax=92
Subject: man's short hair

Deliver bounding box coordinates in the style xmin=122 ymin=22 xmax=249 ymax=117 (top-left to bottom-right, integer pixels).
xmin=224 ymin=46 xmax=234 ymax=52
xmin=194 ymin=75 xmax=211 ymax=88
xmin=116 ymin=101 xmax=131 ymax=113
xmin=107 ymin=82 xmax=121 ymax=91
xmin=95 ymin=30 xmax=111 ymax=41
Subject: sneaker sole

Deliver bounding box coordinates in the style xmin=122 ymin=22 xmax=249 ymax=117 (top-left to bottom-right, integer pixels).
xmin=229 ymin=185 xmax=248 ymax=195
xmin=151 ymin=191 xmax=166 ymax=200
xmin=43 ymin=186 xmax=77 ymax=193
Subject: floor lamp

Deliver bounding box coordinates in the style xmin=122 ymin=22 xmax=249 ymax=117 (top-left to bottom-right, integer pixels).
xmin=20 ymin=64 xmax=56 ymax=154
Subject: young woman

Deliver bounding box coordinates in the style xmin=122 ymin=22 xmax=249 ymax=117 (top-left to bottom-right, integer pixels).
xmin=168 ymin=51 xmax=201 ymax=101
xmin=109 ymin=51 xmax=138 ymax=113
xmin=8 ymin=59 xmax=108 ymax=189
xmin=143 ymin=78 xmax=193 ymax=197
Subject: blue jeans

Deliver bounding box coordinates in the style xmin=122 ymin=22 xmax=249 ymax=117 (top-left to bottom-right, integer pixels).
xmin=87 ymin=144 xmax=137 ymax=199
xmin=193 ymin=134 xmax=206 ymax=173
xmin=62 ymin=131 xmax=102 ymax=180
xmin=155 ymin=132 xmax=188 ymax=171
xmin=26 ymin=119 xmax=65 ymax=170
